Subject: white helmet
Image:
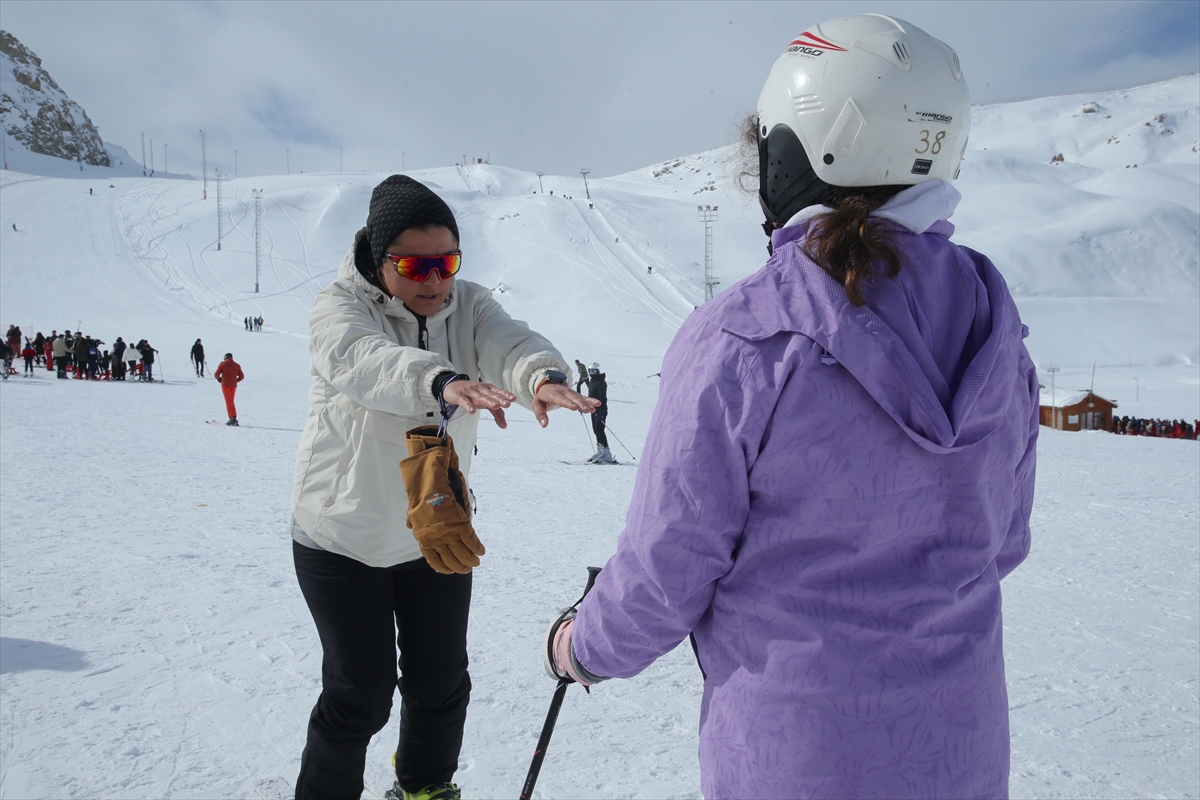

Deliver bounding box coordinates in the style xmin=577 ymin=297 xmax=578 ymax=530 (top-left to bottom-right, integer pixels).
xmin=589 ymin=362 xmax=600 ymax=373
xmin=756 ymin=14 xmax=970 ymax=228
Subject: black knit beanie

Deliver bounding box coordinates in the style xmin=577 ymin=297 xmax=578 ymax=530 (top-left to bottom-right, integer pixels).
xmin=355 ymin=175 xmax=460 ymax=286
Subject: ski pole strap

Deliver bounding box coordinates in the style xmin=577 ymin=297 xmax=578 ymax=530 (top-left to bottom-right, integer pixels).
xmin=433 ymin=371 xmax=469 ymax=437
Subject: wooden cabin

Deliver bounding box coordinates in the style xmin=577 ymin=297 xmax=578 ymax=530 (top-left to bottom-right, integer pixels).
xmin=1039 ymin=390 xmax=1118 ymax=431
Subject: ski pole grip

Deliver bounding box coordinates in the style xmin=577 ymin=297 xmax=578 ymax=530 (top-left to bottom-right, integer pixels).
xmin=583 ymin=566 xmax=601 ymax=598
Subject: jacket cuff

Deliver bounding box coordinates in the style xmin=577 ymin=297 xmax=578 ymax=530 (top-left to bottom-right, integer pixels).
xmin=417 ymin=359 xmax=457 ymax=410
xmin=569 ymin=638 xmax=609 ymax=684
xmin=525 ymin=360 xmax=572 ymax=404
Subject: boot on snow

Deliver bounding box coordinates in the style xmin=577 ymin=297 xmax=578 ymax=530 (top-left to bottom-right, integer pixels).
xmin=226 ymin=417 xmax=239 ymax=426
xmin=383 ymin=781 xmax=461 ymax=800
xmin=591 ymin=446 xmax=617 ymax=464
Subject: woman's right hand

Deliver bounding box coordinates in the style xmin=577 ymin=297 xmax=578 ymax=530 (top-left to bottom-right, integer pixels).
xmin=441 ymin=379 xmax=516 ymax=428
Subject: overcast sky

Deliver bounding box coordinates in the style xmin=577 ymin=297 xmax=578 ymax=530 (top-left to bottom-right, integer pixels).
xmin=2 ymin=0 xmax=1197 ymax=179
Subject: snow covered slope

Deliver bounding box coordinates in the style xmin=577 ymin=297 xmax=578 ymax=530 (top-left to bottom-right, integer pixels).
xmin=1 ymin=75 xmax=1197 ymax=799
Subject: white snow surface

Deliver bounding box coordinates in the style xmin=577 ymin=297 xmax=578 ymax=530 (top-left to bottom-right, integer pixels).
xmin=1 ymin=75 xmax=1197 ymax=799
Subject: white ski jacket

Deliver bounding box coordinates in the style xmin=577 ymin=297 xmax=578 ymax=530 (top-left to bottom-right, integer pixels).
xmin=292 ymin=231 xmax=570 ymax=567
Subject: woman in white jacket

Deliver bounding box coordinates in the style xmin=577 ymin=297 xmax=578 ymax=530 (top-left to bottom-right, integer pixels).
xmin=291 ymin=175 xmax=596 ymax=800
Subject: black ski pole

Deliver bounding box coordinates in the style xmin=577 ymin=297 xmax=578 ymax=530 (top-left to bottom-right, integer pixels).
xmin=520 ymin=566 xmax=601 ymax=800
xmin=600 ymin=421 xmax=637 ymax=461
xmin=579 ymin=411 xmax=595 ymax=453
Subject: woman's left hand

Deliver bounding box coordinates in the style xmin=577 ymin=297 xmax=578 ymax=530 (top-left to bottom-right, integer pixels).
xmin=532 ymin=383 xmax=600 ymax=428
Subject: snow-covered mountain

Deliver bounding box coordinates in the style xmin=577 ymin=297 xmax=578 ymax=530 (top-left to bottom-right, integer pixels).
xmin=2 ymin=73 xmax=1196 ymax=415
xmin=0 ymin=30 xmax=110 ymax=168
xmin=0 ymin=75 xmax=1197 ymax=800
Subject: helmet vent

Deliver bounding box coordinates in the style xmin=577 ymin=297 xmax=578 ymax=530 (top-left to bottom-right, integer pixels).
xmin=791 ymin=93 xmax=824 ymax=116
xmin=950 ymin=51 xmax=962 ymax=80
xmin=892 ymin=41 xmax=910 ymax=64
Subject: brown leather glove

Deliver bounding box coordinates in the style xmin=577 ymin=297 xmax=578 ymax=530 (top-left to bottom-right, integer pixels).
xmin=400 ymin=426 xmax=485 ymax=574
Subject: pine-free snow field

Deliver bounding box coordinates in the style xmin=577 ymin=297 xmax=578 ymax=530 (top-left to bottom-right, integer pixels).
xmin=2 ymin=76 xmax=1198 ymax=799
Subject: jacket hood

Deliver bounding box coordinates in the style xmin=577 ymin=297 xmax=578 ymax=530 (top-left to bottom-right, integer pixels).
xmin=717 ymin=222 xmax=1026 ymax=453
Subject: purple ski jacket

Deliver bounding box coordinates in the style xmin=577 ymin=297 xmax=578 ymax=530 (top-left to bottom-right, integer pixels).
xmin=572 ymin=215 xmax=1038 ymax=799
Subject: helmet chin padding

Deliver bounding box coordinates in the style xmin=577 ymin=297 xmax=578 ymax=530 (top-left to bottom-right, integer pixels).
xmin=758 ymin=123 xmax=832 ymax=231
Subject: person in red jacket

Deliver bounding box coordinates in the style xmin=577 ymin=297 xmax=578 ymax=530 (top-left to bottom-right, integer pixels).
xmin=213 ymin=353 xmax=245 ymax=426
xmin=20 ymin=343 xmax=37 ymax=376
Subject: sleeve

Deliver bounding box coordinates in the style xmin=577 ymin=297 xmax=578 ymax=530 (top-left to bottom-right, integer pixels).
xmin=468 ymin=289 xmax=569 ymax=407
xmin=571 ymin=317 xmax=773 ymax=679
xmin=996 ymin=347 xmax=1038 ymax=580
xmin=308 ymin=281 xmax=453 ymax=415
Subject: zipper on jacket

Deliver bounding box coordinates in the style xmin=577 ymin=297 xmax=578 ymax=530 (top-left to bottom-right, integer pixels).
xmin=416 ymin=315 xmax=428 ymax=350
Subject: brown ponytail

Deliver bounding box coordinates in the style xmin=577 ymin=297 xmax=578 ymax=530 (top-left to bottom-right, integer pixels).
xmin=802 ymin=186 xmax=906 ymax=306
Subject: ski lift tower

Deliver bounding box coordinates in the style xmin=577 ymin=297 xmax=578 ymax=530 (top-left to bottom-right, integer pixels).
xmin=253 ymin=189 xmax=263 ymax=293
xmin=698 ymin=204 xmax=719 ymax=301
xmin=200 ymin=129 xmax=208 ymax=199
xmin=215 ymin=170 xmax=223 ymax=250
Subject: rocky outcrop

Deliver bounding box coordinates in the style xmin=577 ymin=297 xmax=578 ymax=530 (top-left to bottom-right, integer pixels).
xmin=1 ymin=30 xmax=110 ymax=166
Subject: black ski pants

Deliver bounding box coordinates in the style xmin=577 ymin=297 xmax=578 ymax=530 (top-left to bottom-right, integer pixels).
xmin=592 ymin=409 xmax=609 ymax=448
xmin=293 ymin=542 xmax=472 ymax=800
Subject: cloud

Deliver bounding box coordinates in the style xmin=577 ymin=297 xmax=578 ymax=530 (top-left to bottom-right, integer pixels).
xmin=248 ymin=89 xmax=338 ymax=148
xmin=0 ymin=0 xmax=1196 ymax=179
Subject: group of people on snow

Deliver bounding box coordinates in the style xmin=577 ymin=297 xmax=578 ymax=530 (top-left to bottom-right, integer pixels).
xmin=1 ymin=326 xmax=159 ymax=382
xmin=3 ymin=325 xmax=244 ymax=424
xmin=244 ymin=315 xmax=264 ymax=331
xmin=1113 ymin=416 xmax=1197 ymax=439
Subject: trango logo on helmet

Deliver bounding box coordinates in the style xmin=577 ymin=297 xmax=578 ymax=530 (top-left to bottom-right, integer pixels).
xmin=786 ymin=31 xmax=848 ymax=56
xmin=916 ymin=111 xmax=954 ymax=125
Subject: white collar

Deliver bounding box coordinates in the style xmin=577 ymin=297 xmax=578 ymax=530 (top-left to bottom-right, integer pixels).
xmin=782 ymin=179 xmax=961 ymax=234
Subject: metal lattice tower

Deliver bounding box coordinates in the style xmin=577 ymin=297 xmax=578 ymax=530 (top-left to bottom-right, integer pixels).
xmin=215 ymin=170 xmax=223 ymax=250
xmin=253 ymin=189 xmax=263 ymax=293
xmin=580 ymin=169 xmax=591 ymax=199
xmin=698 ymin=204 xmax=719 ymax=300
xmin=200 ymin=130 xmax=208 ymax=199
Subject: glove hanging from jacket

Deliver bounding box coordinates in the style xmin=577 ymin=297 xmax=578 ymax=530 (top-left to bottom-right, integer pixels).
xmin=400 ymin=425 xmax=485 ymax=574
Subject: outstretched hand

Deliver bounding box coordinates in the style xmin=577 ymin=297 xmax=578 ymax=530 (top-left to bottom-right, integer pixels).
xmin=441 ymin=379 xmax=516 ymax=429
xmin=532 ymin=383 xmax=600 ymax=428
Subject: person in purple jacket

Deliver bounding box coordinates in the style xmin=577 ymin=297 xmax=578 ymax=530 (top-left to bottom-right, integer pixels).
xmin=544 ymin=15 xmax=1039 ymax=800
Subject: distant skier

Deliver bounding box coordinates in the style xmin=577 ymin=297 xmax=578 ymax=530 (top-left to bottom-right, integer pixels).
xmin=32 ymin=332 xmax=45 ymax=364
xmin=137 ymin=340 xmax=158 ymax=381
xmin=191 ymin=338 xmax=206 ymax=377
xmin=213 ymin=353 xmax=243 ymax=426
xmin=111 ymin=337 xmax=127 ymax=380
xmin=0 ymin=339 xmax=11 ymax=380
xmin=21 ymin=342 xmax=36 ymax=375
xmin=52 ymin=333 xmax=70 ymax=379
xmin=126 ymin=339 xmax=141 ymax=379
xmin=573 ymin=358 xmax=588 ymax=392
xmin=85 ymin=338 xmax=101 ymax=380
xmin=72 ymin=333 xmax=88 ymax=378
xmin=585 ymin=362 xmax=615 ymax=464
